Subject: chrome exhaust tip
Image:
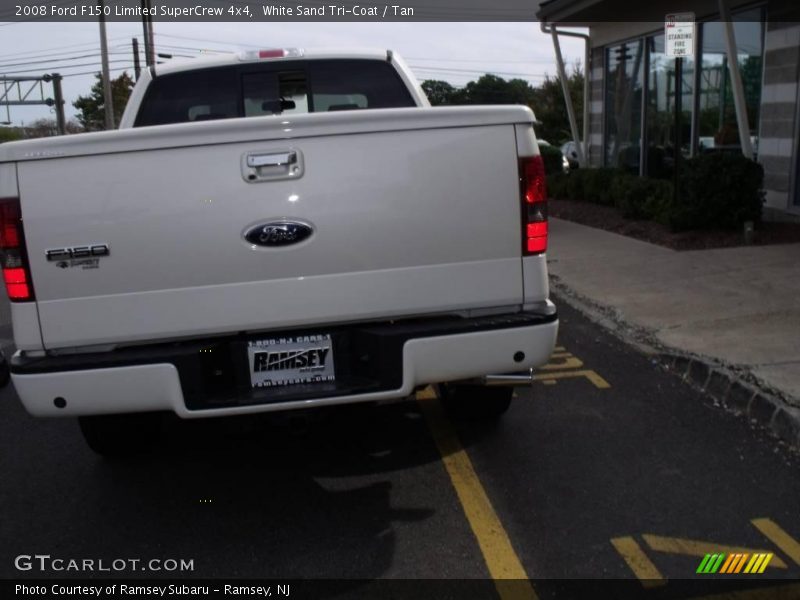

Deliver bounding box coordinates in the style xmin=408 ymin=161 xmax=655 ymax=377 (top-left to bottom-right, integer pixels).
xmin=482 ymin=368 xmax=535 ymax=387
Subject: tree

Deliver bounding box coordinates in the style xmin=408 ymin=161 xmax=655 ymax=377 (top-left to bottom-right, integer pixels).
xmin=530 ymin=63 xmax=584 ymax=145
xmin=421 ymin=63 xmax=584 ymax=145
xmin=23 ymin=118 xmax=83 ymax=139
xmin=73 ymin=72 xmax=135 ymax=130
xmin=0 ymin=127 xmax=22 ymax=144
xmin=421 ymin=80 xmax=457 ymax=106
xmin=421 ymin=74 xmax=537 ymax=106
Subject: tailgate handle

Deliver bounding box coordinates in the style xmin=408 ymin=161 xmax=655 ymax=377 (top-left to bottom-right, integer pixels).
xmin=247 ymin=151 xmax=296 ymax=168
xmin=242 ymin=148 xmax=304 ymax=183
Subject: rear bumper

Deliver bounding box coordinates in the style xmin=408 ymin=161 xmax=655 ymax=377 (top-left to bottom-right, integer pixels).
xmin=11 ymin=309 xmax=558 ymax=418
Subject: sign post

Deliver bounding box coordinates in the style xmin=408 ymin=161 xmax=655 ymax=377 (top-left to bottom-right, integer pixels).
xmin=665 ymin=12 xmax=695 ymax=59
xmin=665 ymin=12 xmax=695 ymax=207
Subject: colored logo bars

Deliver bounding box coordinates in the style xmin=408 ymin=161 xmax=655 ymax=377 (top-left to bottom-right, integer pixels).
xmin=697 ymin=553 xmax=774 ymax=574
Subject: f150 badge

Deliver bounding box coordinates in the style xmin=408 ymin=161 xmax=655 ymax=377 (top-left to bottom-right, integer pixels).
xmin=46 ymin=244 xmax=109 ymax=270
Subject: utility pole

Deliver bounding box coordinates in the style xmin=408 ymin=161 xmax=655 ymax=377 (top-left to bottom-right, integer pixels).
xmin=141 ymin=0 xmax=155 ymax=67
xmin=147 ymin=0 xmax=155 ymax=66
xmin=52 ymin=73 xmax=66 ymax=135
xmin=140 ymin=0 xmax=152 ymax=66
xmin=132 ymin=37 xmax=141 ymax=80
xmin=98 ymin=0 xmax=115 ymax=129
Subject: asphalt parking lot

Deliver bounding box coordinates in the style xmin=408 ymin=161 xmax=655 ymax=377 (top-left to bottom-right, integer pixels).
xmin=2 ymin=299 xmax=799 ymax=599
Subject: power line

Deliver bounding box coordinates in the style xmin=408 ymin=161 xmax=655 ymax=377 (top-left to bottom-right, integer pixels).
xmin=0 ymin=36 xmax=129 ymax=60
xmin=154 ymin=32 xmax=258 ymax=48
xmin=60 ymin=65 xmax=133 ymax=78
xmin=112 ymin=40 xmax=233 ymax=54
xmin=407 ymin=57 xmax=569 ymax=65
xmin=409 ymin=65 xmax=549 ymax=79
xmin=0 ymin=52 xmax=130 ymax=69
xmin=1 ymin=60 xmax=133 ymax=76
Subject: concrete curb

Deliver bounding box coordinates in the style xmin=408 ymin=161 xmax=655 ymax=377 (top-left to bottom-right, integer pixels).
xmin=549 ymin=274 xmax=800 ymax=450
xmin=661 ymin=354 xmax=800 ymax=448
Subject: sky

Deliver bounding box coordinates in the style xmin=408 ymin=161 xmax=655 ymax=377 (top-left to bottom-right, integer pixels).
xmin=0 ymin=20 xmax=584 ymax=125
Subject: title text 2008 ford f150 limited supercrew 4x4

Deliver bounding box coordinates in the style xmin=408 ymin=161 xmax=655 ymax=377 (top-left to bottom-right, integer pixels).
xmin=0 ymin=48 xmax=557 ymax=455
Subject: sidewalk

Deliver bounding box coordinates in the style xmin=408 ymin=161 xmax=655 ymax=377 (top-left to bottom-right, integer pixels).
xmin=547 ymin=217 xmax=800 ymax=430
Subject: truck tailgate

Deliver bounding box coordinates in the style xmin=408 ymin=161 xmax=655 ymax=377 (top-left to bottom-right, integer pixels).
xmin=18 ymin=112 xmax=526 ymax=349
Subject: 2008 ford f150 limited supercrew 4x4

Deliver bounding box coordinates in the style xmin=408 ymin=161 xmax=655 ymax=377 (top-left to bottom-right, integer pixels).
xmin=0 ymin=48 xmax=557 ymax=455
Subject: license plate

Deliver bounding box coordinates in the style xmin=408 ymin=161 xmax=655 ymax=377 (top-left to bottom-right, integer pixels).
xmin=247 ymin=334 xmax=335 ymax=389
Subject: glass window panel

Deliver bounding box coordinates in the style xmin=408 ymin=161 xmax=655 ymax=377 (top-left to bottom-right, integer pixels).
xmin=645 ymin=34 xmax=694 ymax=178
xmin=697 ymin=9 xmax=763 ymax=155
xmin=605 ymin=40 xmax=644 ymax=172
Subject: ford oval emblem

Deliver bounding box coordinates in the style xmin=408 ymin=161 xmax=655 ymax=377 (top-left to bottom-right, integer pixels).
xmin=244 ymin=221 xmax=313 ymax=247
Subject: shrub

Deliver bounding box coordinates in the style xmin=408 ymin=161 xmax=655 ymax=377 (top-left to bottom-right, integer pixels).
xmin=539 ymin=144 xmax=565 ymax=176
xmin=547 ymin=172 xmax=569 ymax=200
xmin=580 ymin=168 xmax=619 ymax=205
xmin=613 ymin=175 xmax=673 ymax=220
xmin=664 ymin=152 xmax=764 ymax=231
xmin=547 ymin=167 xmax=622 ymax=204
xmin=566 ymin=169 xmax=586 ymax=201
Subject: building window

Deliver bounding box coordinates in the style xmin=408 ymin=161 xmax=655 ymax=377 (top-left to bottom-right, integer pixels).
xmin=696 ymin=9 xmax=764 ymax=154
xmin=645 ymin=34 xmax=695 ymax=178
xmin=600 ymin=8 xmax=765 ymax=174
xmin=605 ymin=40 xmax=644 ymax=172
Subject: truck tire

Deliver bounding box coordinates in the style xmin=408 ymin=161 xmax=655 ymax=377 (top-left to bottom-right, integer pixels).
xmin=439 ymin=384 xmax=513 ymax=419
xmin=78 ymin=413 xmax=163 ymax=457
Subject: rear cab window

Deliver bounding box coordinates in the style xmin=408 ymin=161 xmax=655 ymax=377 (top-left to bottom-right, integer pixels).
xmin=134 ymin=59 xmax=416 ymax=127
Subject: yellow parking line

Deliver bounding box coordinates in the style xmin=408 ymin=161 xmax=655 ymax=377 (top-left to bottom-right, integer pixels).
xmin=534 ymin=370 xmax=611 ymax=389
xmin=539 ymin=357 xmax=584 ymax=370
xmin=417 ymin=387 xmax=538 ymax=600
xmin=610 ymin=536 xmax=666 ymax=587
xmin=751 ymin=518 xmax=800 ymax=566
xmin=642 ymin=534 xmax=787 ymax=568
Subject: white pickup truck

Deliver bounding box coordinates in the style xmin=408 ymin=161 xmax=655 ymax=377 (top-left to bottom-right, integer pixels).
xmin=0 ymin=48 xmax=557 ymax=455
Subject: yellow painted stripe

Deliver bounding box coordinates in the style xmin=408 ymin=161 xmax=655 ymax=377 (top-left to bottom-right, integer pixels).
xmin=642 ymin=535 xmax=787 ymax=568
xmin=719 ymin=554 xmax=736 ymax=574
xmin=758 ymin=553 xmax=773 ymax=574
xmin=752 ymin=554 xmax=768 ymax=573
xmin=610 ymin=537 xmax=666 ymax=587
xmin=734 ymin=554 xmax=749 ymax=574
xmin=744 ymin=554 xmax=760 ymax=573
xmin=539 ymin=357 xmax=584 ymax=370
xmin=752 ymin=518 xmax=800 ymax=566
xmin=417 ymin=388 xmax=537 ymax=600
xmin=688 ymin=583 xmax=800 ymax=600
xmin=533 ymin=370 xmax=611 ymax=389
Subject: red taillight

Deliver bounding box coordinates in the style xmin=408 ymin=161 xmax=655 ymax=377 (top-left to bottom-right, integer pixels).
xmin=4 ymin=267 xmax=30 ymax=300
xmin=519 ymin=155 xmax=548 ymax=255
xmin=0 ymin=198 xmax=34 ymax=301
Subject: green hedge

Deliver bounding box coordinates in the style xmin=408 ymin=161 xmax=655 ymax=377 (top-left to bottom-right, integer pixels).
xmin=547 ymin=168 xmax=618 ymax=205
xmin=546 ymin=153 xmax=763 ymax=232
xmin=665 ymin=152 xmax=764 ymax=231
xmin=612 ymin=174 xmax=673 ymax=221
